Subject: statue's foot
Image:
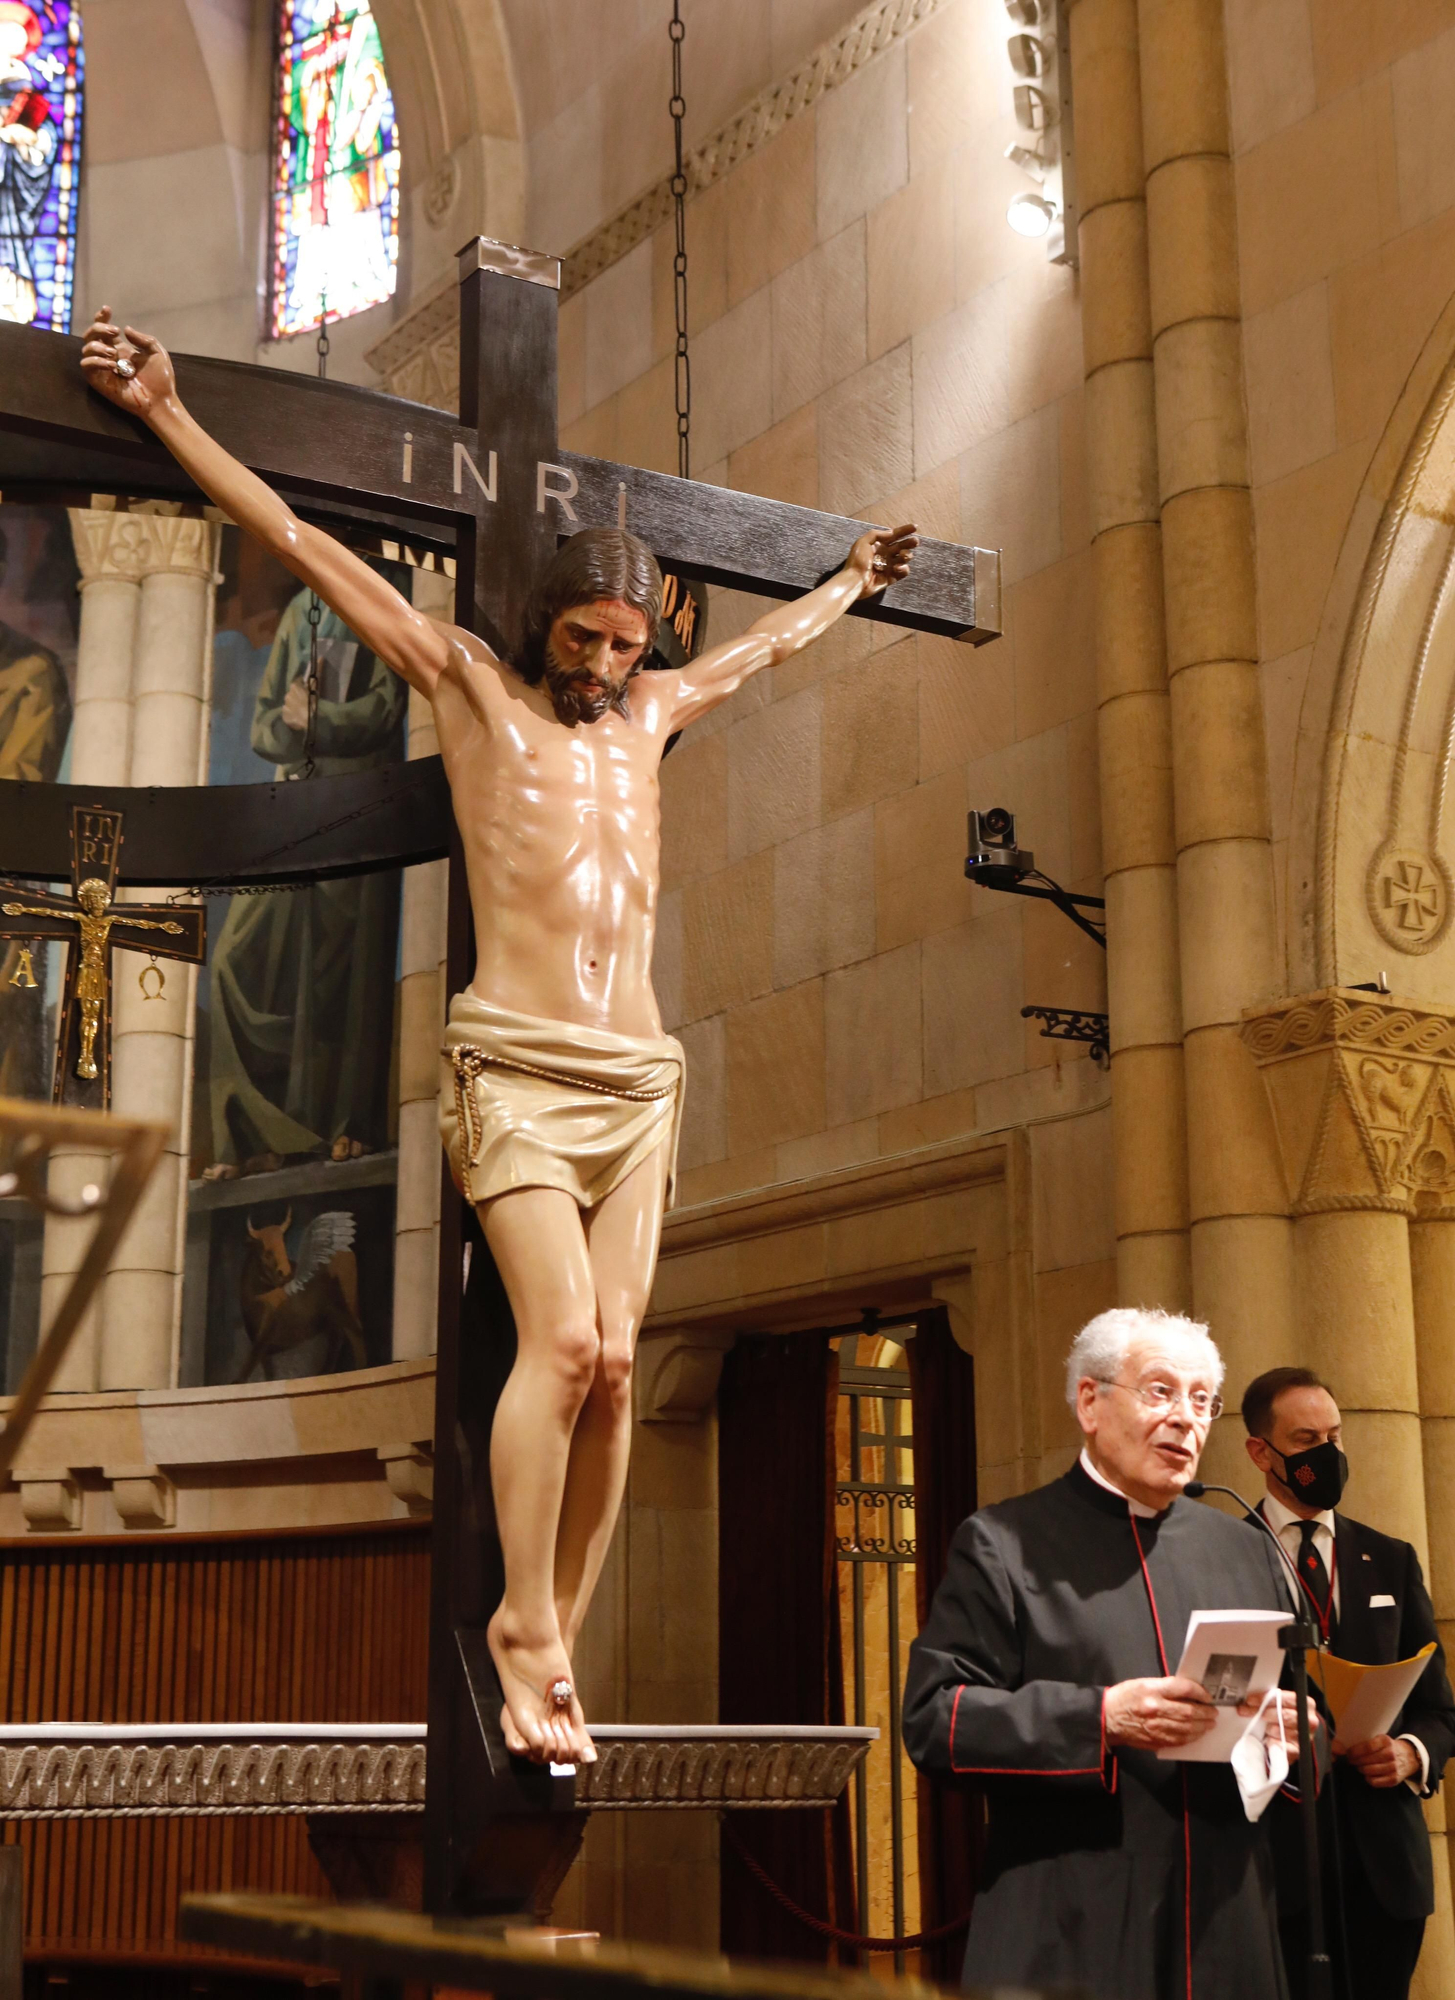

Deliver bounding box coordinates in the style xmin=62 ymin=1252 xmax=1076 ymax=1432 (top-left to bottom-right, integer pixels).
xmin=330 ymin=1136 xmax=374 ymax=1163
xmin=201 ymin=1162 xmax=239 ymax=1182
xmin=486 ymin=1606 xmax=597 ymax=1767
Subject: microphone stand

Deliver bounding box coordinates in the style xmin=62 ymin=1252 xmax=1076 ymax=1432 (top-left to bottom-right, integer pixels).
xmin=1185 ymin=1481 xmax=1334 ymax=2000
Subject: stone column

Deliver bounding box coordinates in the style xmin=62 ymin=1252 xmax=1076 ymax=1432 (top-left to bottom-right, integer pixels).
xmin=392 ymin=565 xmax=451 ymax=1358
xmin=1241 ymin=992 xmax=1430 ymax=1550
xmin=1244 ymin=987 xmax=1455 ymax=1988
xmin=1136 ymin=0 xmax=1294 ymax=1450
xmin=44 ymin=509 xmax=220 ymax=1394
xmin=1067 ymin=0 xmax=1190 ymax=1313
xmin=1410 ymin=1208 xmax=1455 ymax=1951
xmin=40 ymin=509 xmax=155 ymax=1390
xmin=101 ymin=510 xmax=220 ymax=1390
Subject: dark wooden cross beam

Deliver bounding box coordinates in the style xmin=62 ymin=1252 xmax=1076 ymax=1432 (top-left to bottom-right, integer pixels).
xmin=0 ymin=238 xmax=999 ymax=1918
xmin=0 ymin=805 xmax=205 ymax=1110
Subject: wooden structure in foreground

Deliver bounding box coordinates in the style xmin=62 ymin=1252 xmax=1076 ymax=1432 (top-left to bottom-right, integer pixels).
xmin=182 ymin=1892 xmax=1049 ymax=2000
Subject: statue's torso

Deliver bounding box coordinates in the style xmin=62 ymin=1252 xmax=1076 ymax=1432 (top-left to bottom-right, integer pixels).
xmin=433 ymin=632 xmax=675 ymax=1038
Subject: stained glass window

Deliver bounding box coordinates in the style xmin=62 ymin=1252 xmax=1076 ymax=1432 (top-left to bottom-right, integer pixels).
xmin=0 ymin=1 xmax=83 ymax=331
xmin=270 ymin=0 xmax=399 ymax=342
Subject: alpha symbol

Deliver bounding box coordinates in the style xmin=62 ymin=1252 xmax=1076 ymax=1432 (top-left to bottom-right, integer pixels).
xmin=7 ymin=946 xmax=36 ymax=989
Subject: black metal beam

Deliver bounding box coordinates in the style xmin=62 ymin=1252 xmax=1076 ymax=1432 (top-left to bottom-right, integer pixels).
xmin=0 ymin=764 xmax=452 ymax=888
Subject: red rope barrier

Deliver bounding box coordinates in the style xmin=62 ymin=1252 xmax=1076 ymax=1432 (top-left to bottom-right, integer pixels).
xmin=720 ymin=1818 xmax=971 ymax=1954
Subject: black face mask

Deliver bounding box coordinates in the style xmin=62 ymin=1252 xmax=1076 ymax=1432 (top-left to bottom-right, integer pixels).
xmin=1271 ymin=1439 xmax=1349 ymax=1513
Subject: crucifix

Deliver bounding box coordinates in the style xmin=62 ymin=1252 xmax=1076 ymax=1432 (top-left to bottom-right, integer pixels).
xmin=0 ymin=803 xmax=206 ymax=1109
xmin=0 ymin=240 xmax=997 ymax=1917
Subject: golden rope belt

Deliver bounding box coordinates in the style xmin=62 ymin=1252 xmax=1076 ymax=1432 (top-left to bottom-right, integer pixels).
xmin=449 ymin=1044 xmax=678 ymax=1206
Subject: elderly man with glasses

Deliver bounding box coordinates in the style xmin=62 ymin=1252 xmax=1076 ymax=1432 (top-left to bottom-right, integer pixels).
xmin=904 ymin=1307 xmax=1308 ymax=2000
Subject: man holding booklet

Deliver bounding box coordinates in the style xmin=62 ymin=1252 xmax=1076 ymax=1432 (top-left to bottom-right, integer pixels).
xmin=904 ymin=1307 xmax=1314 ymax=1999
xmin=1242 ymin=1366 xmax=1455 ymax=2000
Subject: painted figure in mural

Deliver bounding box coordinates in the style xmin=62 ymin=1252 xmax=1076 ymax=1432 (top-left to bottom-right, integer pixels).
xmin=0 ymin=517 xmax=70 ymax=1097
xmin=81 ymin=307 xmax=917 ymax=1766
xmin=0 ymin=2 xmax=56 ymax=325
xmin=204 ymin=581 xmax=405 ymax=1178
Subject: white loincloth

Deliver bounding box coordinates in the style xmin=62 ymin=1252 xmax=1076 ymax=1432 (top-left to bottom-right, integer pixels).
xmin=439 ymin=992 xmax=685 ymax=1211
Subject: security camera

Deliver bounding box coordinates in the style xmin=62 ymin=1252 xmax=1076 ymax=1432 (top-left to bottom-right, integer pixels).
xmin=965 ymin=808 xmax=1034 ymax=886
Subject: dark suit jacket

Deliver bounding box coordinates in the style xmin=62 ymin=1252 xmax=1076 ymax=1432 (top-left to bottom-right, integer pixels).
xmin=1259 ymin=1508 xmax=1455 ymax=1923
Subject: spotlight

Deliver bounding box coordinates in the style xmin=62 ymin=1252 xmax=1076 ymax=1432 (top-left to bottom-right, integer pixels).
xmin=1012 ymin=84 xmax=1054 ymax=131
xmin=1007 ymin=192 xmax=1056 ymax=238
xmin=1007 ymin=31 xmax=1047 ymax=76
xmin=1001 ymin=0 xmax=1076 ymax=268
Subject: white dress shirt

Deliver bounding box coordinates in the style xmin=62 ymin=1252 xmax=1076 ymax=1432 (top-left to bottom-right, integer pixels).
xmin=1263 ymin=1492 xmax=1339 ymax=1621
xmin=1263 ymin=1490 xmax=1428 ymax=1791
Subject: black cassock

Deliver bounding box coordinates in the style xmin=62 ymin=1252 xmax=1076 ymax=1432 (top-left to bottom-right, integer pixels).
xmin=903 ymin=1460 xmax=1291 ymax=2000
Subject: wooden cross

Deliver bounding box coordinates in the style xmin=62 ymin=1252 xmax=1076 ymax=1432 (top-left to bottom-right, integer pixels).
xmin=0 ymin=804 xmax=206 ymax=1110
xmin=0 ymin=239 xmax=999 ymax=1913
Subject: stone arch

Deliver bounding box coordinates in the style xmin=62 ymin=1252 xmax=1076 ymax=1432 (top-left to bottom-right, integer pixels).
xmin=1287 ymin=285 xmax=1455 ymax=998
xmin=369 ymin=0 xmax=524 ymax=304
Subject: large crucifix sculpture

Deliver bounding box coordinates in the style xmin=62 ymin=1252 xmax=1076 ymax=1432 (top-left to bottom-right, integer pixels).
xmin=0 ymin=239 xmax=998 ymax=1914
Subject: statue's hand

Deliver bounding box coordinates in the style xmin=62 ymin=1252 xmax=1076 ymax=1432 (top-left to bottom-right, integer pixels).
xmin=846 ymin=522 xmax=919 ymax=599
xmin=80 ymin=306 xmax=176 ymax=421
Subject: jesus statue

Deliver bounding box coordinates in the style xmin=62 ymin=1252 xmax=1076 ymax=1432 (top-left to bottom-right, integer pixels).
xmin=82 ymin=306 xmax=917 ymax=1766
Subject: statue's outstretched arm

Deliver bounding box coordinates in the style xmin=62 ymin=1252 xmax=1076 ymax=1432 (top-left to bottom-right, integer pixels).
xmin=666 ymin=523 xmax=917 ymax=733
xmin=79 ymin=310 xmax=453 ymax=698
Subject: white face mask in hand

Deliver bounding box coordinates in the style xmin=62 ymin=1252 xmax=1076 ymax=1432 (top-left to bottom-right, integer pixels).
xmin=1231 ymin=1685 xmax=1291 ymax=1823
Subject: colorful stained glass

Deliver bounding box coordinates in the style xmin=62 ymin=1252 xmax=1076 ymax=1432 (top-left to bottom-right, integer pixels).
xmin=270 ymin=0 xmax=399 ymax=342
xmin=0 ymin=1 xmax=83 ymax=331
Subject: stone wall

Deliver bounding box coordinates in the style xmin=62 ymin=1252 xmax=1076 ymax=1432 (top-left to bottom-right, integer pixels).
xmin=1225 ymin=0 xmax=1455 ymax=990
xmin=554 ymin=0 xmax=1115 ymax=1388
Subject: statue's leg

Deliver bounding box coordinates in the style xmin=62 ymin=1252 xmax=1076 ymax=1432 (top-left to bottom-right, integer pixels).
xmin=477 ymin=1183 xmax=601 ymax=1767
xmin=555 ymin=1143 xmax=669 ymax=1654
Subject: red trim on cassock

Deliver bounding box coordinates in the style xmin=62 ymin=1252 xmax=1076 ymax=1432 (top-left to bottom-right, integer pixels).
xmin=947 ymin=1680 xmax=1115 ymax=1782
xmin=1130 ymin=1514 xmax=1194 ymax=2000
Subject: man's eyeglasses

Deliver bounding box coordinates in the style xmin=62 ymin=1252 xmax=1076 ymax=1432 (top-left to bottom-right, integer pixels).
xmin=1102 ymin=1380 xmax=1223 ymax=1425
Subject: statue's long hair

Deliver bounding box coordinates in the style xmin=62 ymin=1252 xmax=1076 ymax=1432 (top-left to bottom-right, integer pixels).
xmin=516 ymin=528 xmax=663 ymax=682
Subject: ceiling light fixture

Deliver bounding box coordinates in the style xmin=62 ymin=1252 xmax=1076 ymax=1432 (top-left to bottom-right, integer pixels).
xmin=1002 ymin=0 xmax=1076 ymax=266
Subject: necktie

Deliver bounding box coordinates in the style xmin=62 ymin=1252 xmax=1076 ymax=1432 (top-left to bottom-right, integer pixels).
xmin=1297 ymin=1519 xmax=1332 ymax=1626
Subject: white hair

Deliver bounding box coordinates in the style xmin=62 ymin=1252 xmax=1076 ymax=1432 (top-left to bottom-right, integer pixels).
xmin=1064 ymin=1307 xmax=1223 ymax=1409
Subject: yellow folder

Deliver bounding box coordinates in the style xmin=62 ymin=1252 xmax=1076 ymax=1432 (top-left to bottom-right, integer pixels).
xmin=1307 ymin=1644 xmax=1435 ymax=1746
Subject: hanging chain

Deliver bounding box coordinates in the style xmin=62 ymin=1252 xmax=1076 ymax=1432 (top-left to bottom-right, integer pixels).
xmin=299 ymin=288 xmax=330 ymax=779
xmin=669 ymin=2 xmax=691 ymax=480
xmin=299 ymin=5 xmax=345 ymax=777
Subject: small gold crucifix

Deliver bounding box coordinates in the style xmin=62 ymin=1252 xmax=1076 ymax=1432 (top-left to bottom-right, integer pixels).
xmin=0 ymin=806 xmax=207 ymax=1109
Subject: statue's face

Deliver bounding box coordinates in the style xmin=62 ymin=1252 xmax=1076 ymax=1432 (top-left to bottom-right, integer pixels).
xmin=543 ymin=598 xmax=650 ymax=724
xmin=77 ymin=878 xmax=107 ymax=915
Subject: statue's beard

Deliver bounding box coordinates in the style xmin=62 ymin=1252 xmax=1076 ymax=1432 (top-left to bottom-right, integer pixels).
xmin=541 ymin=644 xmax=638 ymax=725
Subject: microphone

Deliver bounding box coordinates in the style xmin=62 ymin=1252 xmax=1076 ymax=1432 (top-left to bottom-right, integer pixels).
xmin=1187 ymin=1480 xmax=1338 ymax=2000
xmin=1184 ymin=1479 xmax=1313 ymax=1617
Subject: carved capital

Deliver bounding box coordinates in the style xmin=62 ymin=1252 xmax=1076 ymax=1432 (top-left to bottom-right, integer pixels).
xmin=637 ymin=1329 xmax=736 ymax=1423
xmin=1241 ymin=989 xmax=1455 ymax=1217
xmin=69 ymin=506 xmax=221 ymax=587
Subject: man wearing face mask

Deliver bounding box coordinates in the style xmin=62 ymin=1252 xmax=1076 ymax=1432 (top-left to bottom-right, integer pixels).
xmin=1242 ymin=1366 xmax=1455 ymax=2000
